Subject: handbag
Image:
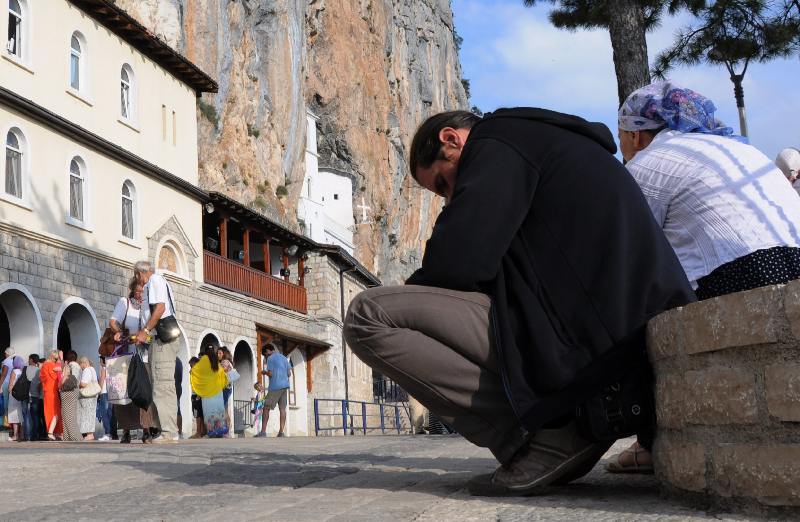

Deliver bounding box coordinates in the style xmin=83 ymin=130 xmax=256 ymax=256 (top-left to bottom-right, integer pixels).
xmin=127 ymin=353 xmax=152 ymax=410
xmin=154 ymin=281 xmax=181 ymax=343
xmin=61 ymin=374 xmax=78 ymax=392
xmin=106 ymin=354 xmax=133 ymax=405
xmin=80 ymin=380 xmax=101 ymax=398
xmin=226 ymin=368 xmax=241 ymax=383
xmin=100 ymin=299 xmax=130 ymax=356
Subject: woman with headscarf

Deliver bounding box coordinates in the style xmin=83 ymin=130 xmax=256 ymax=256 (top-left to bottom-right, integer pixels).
xmin=6 ymin=356 xmax=26 ymax=441
xmin=60 ymin=351 xmax=82 ymax=442
xmin=109 ymin=276 xmax=156 ymax=444
xmin=610 ymin=80 xmax=800 ymax=472
xmin=40 ymin=350 xmax=63 ymax=440
xmin=190 ymin=345 xmax=229 ymax=438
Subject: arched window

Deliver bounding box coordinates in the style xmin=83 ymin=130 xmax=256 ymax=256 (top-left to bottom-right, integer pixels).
xmin=6 ymin=0 xmax=23 ymax=59
xmin=4 ymin=129 xmax=23 ymax=198
xmin=120 ymin=64 xmax=134 ymax=120
xmin=121 ymin=180 xmax=135 ymax=239
xmin=68 ymin=157 xmax=85 ymax=222
xmin=69 ymin=33 xmax=83 ymax=91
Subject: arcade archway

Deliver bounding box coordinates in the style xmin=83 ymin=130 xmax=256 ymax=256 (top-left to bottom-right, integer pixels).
xmin=54 ymin=299 xmax=100 ymax=366
xmin=0 ymin=283 xmax=43 ymax=356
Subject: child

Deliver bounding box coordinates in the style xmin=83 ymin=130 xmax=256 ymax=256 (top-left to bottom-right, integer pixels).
xmin=187 ymin=357 xmax=206 ymax=439
xmin=251 ymin=382 xmax=267 ymax=437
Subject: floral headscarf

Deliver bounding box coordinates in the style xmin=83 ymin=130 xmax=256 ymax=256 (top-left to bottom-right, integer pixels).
xmin=618 ymin=80 xmax=740 ymax=140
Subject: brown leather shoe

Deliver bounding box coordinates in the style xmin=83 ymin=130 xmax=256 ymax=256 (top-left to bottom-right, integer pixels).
xmin=467 ymin=421 xmax=611 ymax=496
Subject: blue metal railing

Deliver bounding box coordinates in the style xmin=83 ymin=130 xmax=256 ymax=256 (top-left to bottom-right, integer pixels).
xmin=314 ymin=399 xmax=410 ymax=436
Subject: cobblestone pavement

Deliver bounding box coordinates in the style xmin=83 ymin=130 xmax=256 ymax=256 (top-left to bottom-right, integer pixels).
xmin=0 ymin=435 xmax=754 ymax=521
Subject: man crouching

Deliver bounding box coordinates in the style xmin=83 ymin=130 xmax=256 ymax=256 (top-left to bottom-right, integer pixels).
xmin=343 ymin=109 xmax=695 ymax=496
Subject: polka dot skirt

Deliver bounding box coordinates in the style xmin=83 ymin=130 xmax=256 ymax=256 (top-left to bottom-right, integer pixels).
xmin=695 ymin=246 xmax=800 ymax=300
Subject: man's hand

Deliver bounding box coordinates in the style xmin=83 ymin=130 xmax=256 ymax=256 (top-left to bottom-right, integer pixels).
xmin=134 ymin=329 xmax=149 ymax=345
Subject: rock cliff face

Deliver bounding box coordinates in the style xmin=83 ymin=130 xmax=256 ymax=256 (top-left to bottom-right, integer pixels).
xmin=114 ymin=0 xmax=467 ymax=284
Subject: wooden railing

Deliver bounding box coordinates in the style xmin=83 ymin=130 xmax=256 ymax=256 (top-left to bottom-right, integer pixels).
xmin=203 ymin=251 xmax=307 ymax=314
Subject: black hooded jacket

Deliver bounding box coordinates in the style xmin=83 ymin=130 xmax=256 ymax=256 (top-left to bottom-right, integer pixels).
xmin=406 ymin=108 xmax=695 ymax=431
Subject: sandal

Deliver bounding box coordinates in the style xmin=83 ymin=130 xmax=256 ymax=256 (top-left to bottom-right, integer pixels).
xmin=605 ymin=443 xmax=654 ymax=474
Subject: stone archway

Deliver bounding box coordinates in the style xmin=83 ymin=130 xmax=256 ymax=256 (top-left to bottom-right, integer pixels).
xmin=197 ymin=330 xmax=221 ymax=356
xmin=0 ymin=283 xmax=43 ymax=356
xmin=232 ymin=340 xmax=254 ymax=401
xmin=232 ymin=339 xmax=255 ymax=433
xmin=54 ymin=299 xmax=100 ymax=366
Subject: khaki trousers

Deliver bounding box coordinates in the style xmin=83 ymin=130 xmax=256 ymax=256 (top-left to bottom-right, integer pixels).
xmin=343 ymin=285 xmax=528 ymax=464
xmin=149 ymin=335 xmax=181 ymax=436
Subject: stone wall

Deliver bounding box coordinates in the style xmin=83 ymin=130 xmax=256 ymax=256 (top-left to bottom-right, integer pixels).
xmin=647 ymin=283 xmax=800 ymax=515
xmin=0 ymin=217 xmax=374 ymax=437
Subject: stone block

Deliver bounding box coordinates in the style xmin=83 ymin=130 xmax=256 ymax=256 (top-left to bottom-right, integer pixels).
xmin=659 ymin=369 xmax=758 ymax=426
xmin=713 ymin=444 xmax=800 ymax=506
xmin=647 ymin=307 xmax=684 ymax=361
xmin=682 ymin=286 xmax=781 ymax=355
xmin=765 ymin=364 xmax=800 ymax=422
xmin=784 ymin=279 xmax=800 ymax=342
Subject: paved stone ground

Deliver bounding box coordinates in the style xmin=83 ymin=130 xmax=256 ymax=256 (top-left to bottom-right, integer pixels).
xmin=0 ymin=435 xmax=756 ymax=521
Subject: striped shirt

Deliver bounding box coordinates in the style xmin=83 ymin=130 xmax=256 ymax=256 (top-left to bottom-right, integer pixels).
xmin=626 ymin=130 xmax=800 ymax=287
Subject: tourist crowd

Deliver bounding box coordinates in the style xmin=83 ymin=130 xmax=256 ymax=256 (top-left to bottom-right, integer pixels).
xmin=1 ymin=261 xmax=292 ymax=442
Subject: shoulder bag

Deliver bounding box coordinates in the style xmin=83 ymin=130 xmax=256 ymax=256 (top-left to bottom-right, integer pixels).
xmin=153 ymin=280 xmax=181 ymax=343
xmin=100 ymin=299 xmax=130 ymax=357
xmin=80 ymin=379 xmax=101 ymax=398
xmin=61 ymin=365 xmax=78 ymax=392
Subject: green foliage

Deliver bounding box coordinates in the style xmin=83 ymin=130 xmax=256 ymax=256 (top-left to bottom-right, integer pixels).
xmin=454 ymin=28 xmax=464 ymax=52
xmin=461 ymin=78 xmax=471 ymax=100
xmin=247 ymin=124 xmax=260 ymax=138
xmin=253 ymin=196 xmax=268 ymax=209
xmin=523 ymin=0 xmax=706 ymax=31
xmin=471 ymin=106 xmax=484 ymax=117
xmin=257 ymin=181 xmax=270 ymax=194
xmin=198 ymin=100 xmax=219 ymax=127
xmin=275 ymin=185 xmax=289 ymax=198
xmin=653 ymin=0 xmax=800 ymax=79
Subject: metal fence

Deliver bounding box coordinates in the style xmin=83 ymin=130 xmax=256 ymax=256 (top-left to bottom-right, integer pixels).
xmin=313 ymin=399 xmax=410 ymax=436
xmin=233 ymin=399 xmax=252 ymax=431
xmin=373 ymin=377 xmax=409 ymax=403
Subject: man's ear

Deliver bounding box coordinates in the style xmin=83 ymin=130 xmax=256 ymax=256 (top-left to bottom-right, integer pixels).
xmin=438 ymin=127 xmax=462 ymax=149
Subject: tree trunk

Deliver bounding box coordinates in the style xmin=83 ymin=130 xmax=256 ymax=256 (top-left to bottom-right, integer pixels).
xmin=730 ymin=74 xmax=749 ymax=138
xmin=607 ymin=0 xmax=651 ymax=107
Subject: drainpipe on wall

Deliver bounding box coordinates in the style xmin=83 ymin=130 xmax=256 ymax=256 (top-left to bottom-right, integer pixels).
xmin=339 ymin=266 xmax=357 ymax=405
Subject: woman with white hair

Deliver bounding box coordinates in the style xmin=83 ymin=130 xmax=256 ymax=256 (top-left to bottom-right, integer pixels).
xmin=776 ymin=147 xmax=800 ymax=193
xmin=77 ymin=356 xmax=99 ymax=440
xmin=611 ymin=80 xmax=800 ymax=473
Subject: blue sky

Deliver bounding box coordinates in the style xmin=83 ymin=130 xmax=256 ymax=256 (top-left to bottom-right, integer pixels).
xmin=452 ymin=0 xmax=800 ymax=160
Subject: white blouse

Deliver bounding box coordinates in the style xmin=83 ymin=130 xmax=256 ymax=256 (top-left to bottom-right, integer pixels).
xmin=626 ymin=130 xmax=800 ymax=287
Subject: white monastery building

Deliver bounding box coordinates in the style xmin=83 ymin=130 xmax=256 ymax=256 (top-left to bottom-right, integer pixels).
xmin=0 ymin=0 xmax=386 ymax=438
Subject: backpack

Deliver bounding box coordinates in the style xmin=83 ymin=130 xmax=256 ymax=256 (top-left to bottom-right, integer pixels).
xmin=11 ymin=369 xmax=31 ymax=401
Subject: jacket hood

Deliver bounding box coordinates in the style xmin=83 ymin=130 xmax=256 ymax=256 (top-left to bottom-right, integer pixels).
xmin=482 ymin=108 xmax=618 ymax=154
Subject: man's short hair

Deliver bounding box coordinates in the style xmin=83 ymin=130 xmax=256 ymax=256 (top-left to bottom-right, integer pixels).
xmin=28 ymin=354 xmax=39 ymax=364
xmin=5 ymin=347 xmax=15 ymax=357
xmin=409 ymin=110 xmax=481 ymax=180
xmin=133 ymin=260 xmax=153 ymax=275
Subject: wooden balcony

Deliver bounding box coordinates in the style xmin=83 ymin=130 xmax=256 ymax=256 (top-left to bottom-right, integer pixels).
xmin=203 ymin=251 xmax=307 ymax=314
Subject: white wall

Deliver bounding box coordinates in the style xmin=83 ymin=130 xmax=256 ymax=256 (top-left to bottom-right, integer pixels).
xmin=0 ymin=0 xmax=200 ymax=184
xmin=298 ymin=109 xmax=355 ymax=252
xmin=0 ymin=105 xmax=203 ymax=268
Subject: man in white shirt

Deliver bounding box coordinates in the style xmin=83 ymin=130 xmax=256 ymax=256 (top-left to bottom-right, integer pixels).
xmin=134 ymin=260 xmax=182 ymax=443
